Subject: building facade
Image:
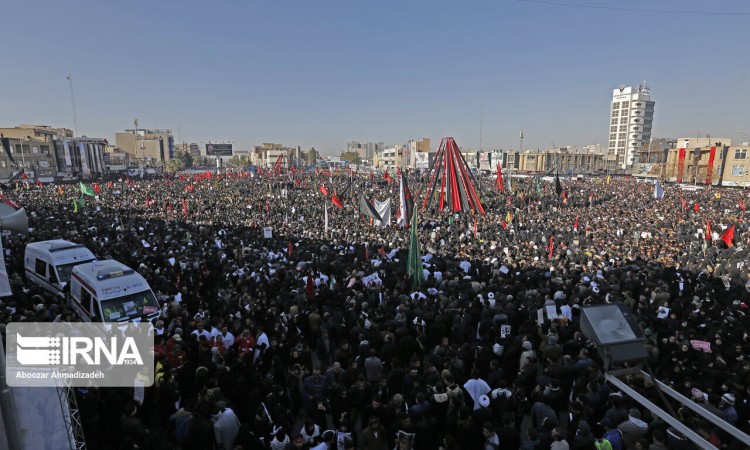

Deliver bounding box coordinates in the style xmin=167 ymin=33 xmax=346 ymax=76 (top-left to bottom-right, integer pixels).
xmin=252 ymin=143 xmax=296 ymax=168
xmin=0 ymin=125 xmax=106 ymax=181
xmin=115 ymin=129 xmax=175 ymax=169
xmin=662 ymin=139 xmax=746 ymax=185
xmin=347 ymin=141 xmax=385 ymax=163
xmin=607 ymin=83 xmax=655 ymax=171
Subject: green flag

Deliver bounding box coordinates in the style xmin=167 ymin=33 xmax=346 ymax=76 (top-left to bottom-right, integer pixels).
xmin=536 ymin=174 xmax=541 ymax=195
xmin=72 ymin=198 xmax=78 ymax=213
xmin=80 ymin=182 xmax=95 ymax=196
xmin=407 ymin=209 xmax=425 ymax=291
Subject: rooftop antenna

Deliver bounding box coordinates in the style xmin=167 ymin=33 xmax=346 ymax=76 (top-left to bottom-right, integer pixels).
xmin=66 ymin=74 xmax=79 ymax=137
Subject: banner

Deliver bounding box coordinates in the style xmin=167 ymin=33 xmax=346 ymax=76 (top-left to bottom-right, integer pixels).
xmin=690 ymin=340 xmax=711 ymax=353
xmin=63 ymin=141 xmax=72 ymax=167
xmin=79 ymin=143 xmax=90 ymax=176
xmin=706 ymin=146 xmax=716 ymax=185
xmin=373 ymin=198 xmax=391 ymax=227
xmin=0 ymin=239 xmax=12 ymax=297
xmin=677 ymin=148 xmax=686 ymax=183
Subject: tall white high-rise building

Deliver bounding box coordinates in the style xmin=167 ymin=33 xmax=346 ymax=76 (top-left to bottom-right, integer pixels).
xmin=607 ymin=82 xmax=655 ymax=170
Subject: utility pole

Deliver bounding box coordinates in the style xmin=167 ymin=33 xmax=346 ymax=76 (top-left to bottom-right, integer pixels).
xmin=67 ymin=74 xmax=79 ymax=137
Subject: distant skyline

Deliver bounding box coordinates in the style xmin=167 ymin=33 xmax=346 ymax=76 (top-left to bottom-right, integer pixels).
xmin=1 ymin=0 xmax=749 ymax=155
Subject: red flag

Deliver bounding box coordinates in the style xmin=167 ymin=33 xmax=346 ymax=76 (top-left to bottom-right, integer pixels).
xmin=379 ymin=246 xmax=386 ymax=259
xmin=501 ymin=219 xmax=507 ymax=229
xmin=721 ymin=225 xmax=735 ymax=247
xmin=288 ymin=241 xmax=293 ymax=258
xmin=94 ymin=183 xmax=100 ymax=194
xmin=384 ymin=172 xmax=392 ymax=183
xmin=740 ymin=200 xmax=746 ymax=211
xmin=548 ymin=235 xmax=555 ymax=260
xmin=319 ymin=184 xmax=329 ymax=196
xmin=694 ymin=202 xmax=700 ymax=211
xmin=21 ymin=172 xmax=28 ymax=179
xmin=705 ymin=220 xmax=712 ymax=241
xmin=574 ymin=216 xmax=579 ymax=231
xmin=496 ymin=164 xmax=504 ymax=192
xmin=182 ymin=199 xmax=188 ymax=215
xmin=179 ymin=175 xmax=185 ymax=181
xmin=36 ymin=180 xmax=43 ymax=187
xmin=305 ymin=271 xmax=315 ymax=300
xmin=167 ymin=202 xmax=173 ymax=214
xmin=681 ymin=198 xmax=688 ymax=209
xmin=332 ymin=192 xmax=343 ymax=209
xmin=204 ymin=170 xmax=212 ymax=178
xmin=107 ymin=181 xmax=113 ymax=189
xmin=295 ymin=179 xmax=301 ymax=186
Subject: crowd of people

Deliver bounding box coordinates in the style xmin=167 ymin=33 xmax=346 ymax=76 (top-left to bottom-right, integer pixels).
xmin=2 ymin=169 xmax=750 ymax=450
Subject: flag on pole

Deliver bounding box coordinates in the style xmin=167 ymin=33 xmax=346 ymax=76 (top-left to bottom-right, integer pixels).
xmin=705 ymin=221 xmax=712 ymax=241
xmin=359 ymin=194 xmax=383 ymax=223
xmin=80 ymin=182 xmax=95 ymax=196
xmin=324 ymin=203 xmax=329 ymax=233
xmin=407 ymin=209 xmax=424 ymax=291
xmin=654 ymin=180 xmax=665 ymax=199
xmin=72 ymin=198 xmax=79 ymax=213
xmin=182 ymin=198 xmax=188 ymax=215
xmin=574 ymin=216 xmax=579 ymax=231
xmin=555 ymin=173 xmax=563 ymax=196
xmin=332 ymin=191 xmax=343 ymax=209
xmin=694 ymin=202 xmax=700 ymax=211
xmin=398 ymin=170 xmax=414 ymax=228
xmin=548 ymin=235 xmax=555 ymax=260
xmin=721 ymin=225 xmax=735 ymax=247
xmin=496 ymin=164 xmax=504 ymax=192
xmin=606 ymin=174 xmax=611 ymax=184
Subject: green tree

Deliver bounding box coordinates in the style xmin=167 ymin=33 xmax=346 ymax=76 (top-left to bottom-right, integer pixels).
xmin=339 ymin=151 xmax=362 ymax=165
xmin=178 ymin=151 xmax=194 ymax=168
xmin=306 ymin=147 xmax=319 ymax=165
xmin=165 ymin=158 xmax=185 ymax=172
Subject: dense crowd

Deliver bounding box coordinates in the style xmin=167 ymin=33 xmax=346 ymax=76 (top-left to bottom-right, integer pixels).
xmin=2 ymin=170 xmax=750 ymax=450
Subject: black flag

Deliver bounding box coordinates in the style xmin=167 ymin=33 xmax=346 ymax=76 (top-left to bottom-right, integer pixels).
xmin=0 ymin=134 xmax=17 ymax=168
xmin=555 ymin=173 xmax=563 ymax=196
xmin=359 ymin=194 xmax=383 ymax=223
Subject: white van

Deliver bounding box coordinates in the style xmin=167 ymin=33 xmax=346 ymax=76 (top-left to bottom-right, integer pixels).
xmin=24 ymin=240 xmax=97 ymax=297
xmin=70 ymin=260 xmax=161 ymax=323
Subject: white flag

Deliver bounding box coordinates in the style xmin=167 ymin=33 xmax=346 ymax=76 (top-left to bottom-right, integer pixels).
xmin=324 ymin=203 xmax=329 ymax=233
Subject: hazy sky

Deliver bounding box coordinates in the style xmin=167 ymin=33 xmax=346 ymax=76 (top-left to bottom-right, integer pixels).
xmin=2 ymin=0 xmax=749 ymax=154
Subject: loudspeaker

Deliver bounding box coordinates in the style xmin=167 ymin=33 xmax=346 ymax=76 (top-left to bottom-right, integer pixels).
xmin=0 ymin=207 xmax=29 ymax=234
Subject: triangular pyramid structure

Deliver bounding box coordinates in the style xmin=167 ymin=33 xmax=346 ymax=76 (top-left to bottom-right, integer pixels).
xmin=422 ymin=137 xmax=485 ymax=214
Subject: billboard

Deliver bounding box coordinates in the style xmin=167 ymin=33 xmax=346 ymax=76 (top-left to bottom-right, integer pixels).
xmin=205 ymin=143 xmax=233 ymax=156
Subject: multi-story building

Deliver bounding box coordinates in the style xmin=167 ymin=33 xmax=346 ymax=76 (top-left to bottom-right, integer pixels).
xmin=252 ymin=143 xmax=297 ymax=168
xmin=517 ymin=148 xmax=606 ymax=174
xmin=115 ymin=129 xmax=175 ymax=168
xmin=404 ymin=138 xmax=430 ymax=169
xmin=381 ymin=146 xmax=403 ymax=171
xmin=607 ymin=82 xmax=655 ymax=171
xmin=0 ymin=124 xmax=107 ymax=181
xmin=347 ymin=141 xmax=385 ymax=162
xmin=663 ymin=138 xmax=740 ymax=185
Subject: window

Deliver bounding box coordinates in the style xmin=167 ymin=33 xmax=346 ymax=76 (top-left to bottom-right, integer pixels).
xmin=609 ymin=134 xmax=616 ymax=140
xmin=610 ymin=126 xmax=617 ymax=132
xmin=35 ymin=259 xmax=47 ymax=276
xmin=620 ymin=118 xmax=628 ymax=124
xmin=612 ymin=102 xmax=620 ymax=109
xmin=618 ymin=133 xmax=626 ymax=140
xmin=732 ymin=165 xmax=745 ymax=176
xmin=32 ymin=147 xmax=38 ymax=154
xmin=621 ymin=101 xmax=629 ymax=108
xmin=611 ymin=118 xmax=618 ymax=125
xmin=612 ymin=111 xmax=619 ymax=117
xmin=40 ymin=145 xmax=49 ymax=154
xmin=619 ymin=126 xmax=627 ymax=132
xmin=734 ymin=149 xmax=747 ymax=160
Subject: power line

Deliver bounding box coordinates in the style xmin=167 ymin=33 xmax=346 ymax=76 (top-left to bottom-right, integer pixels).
xmin=517 ymin=0 xmax=750 ymax=16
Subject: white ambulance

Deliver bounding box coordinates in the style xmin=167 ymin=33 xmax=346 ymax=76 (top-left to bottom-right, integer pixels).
xmin=70 ymin=260 xmax=161 ymax=323
xmin=24 ymin=240 xmax=97 ymax=297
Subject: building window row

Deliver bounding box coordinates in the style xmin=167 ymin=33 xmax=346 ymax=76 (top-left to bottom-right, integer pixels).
xmin=735 ymin=149 xmax=747 ymax=160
